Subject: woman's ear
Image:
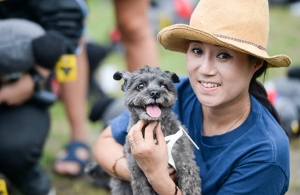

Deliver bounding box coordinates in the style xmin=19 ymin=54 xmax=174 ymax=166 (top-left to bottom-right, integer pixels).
xmin=253 ymin=58 xmax=264 ymax=71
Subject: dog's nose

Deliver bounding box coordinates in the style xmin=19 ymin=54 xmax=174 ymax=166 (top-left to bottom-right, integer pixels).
xmin=150 ymin=90 xmax=160 ymax=99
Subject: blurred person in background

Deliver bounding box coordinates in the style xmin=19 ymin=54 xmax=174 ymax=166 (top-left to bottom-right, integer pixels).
xmin=89 ymin=0 xmax=159 ymax=126
xmin=0 ymin=18 xmax=56 ymax=195
xmin=0 ymin=0 xmax=89 ymax=194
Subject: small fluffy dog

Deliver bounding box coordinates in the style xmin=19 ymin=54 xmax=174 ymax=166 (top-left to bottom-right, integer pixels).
xmin=111 ymin=66 xmax=201 ymax=195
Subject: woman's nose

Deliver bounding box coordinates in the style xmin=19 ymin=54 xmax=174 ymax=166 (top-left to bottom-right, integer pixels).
xmin=198 ymin=56 xmax=216 ymax=76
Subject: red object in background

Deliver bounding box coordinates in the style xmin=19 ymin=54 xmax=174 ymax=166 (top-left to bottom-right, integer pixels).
xmin=109 ymin=28 xmax=121 ymax=43
xmin=174 ymin=0 xmax=193 ymax=20
xmin=267 ymin=89 xmax=278 ymax=105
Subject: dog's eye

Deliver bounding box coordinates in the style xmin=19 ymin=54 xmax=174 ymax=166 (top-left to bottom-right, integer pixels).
xmin=161 ymin=84 xmax=168 ymax=89
xmin=136 ymin=83 xmax=145 ymax=90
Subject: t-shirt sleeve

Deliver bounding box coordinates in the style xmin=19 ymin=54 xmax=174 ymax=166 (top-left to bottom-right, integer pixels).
xmin=216 ymin=162 xmax=288 ymax=195
xmin=110 ymin=110 xmax=130 ymax=145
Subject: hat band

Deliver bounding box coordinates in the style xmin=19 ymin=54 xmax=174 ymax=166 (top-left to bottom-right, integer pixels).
xmin=213 ymin=34 xmax=266 ymax=51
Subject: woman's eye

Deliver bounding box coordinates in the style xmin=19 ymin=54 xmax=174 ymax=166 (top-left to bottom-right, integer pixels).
xmin=192 ymin=48 xmax=203 ymax=54
xmin=218 ymin=52 xmax=232 ymax=59
xmin=136 ymin=83 xmax=144 ymax=90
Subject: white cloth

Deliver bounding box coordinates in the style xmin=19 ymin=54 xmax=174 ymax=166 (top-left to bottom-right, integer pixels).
xmin=164 ymin=126 xmax=199 ymax=170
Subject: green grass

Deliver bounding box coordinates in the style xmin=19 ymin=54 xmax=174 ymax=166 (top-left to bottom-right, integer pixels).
xmin=41 ymin=1 xmax=300 ymax=194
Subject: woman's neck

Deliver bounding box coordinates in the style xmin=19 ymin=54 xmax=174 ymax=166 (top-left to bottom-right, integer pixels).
xmin=202 ymin=95 xmax=251 ymax=136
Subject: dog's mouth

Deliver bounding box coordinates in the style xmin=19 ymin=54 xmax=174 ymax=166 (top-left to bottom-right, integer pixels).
xmin=145 ymin=104 xmax=161 ymax=118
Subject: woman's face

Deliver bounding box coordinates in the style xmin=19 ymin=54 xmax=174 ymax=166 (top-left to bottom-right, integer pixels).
xmin=186 ymin=41 xmax=261 ymax=108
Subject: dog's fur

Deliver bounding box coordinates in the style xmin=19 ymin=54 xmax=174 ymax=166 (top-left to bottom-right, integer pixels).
xmin=111 ymin=66 xmax=201 ymax=195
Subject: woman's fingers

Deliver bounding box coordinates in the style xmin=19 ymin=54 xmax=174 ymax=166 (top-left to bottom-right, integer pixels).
xmin=128 ymin=120 xmax=161 ymax=146
xmin=127 ymin=120 xmax=146 ymax=144
xmin=155 ymin=123 xmax=166 ymax=146
xmin=143 ymin=122 xmax=158 ymax=145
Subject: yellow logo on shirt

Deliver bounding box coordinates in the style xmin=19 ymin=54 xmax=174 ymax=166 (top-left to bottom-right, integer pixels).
xmin=55 ymin=54 xmax=77 ymax=82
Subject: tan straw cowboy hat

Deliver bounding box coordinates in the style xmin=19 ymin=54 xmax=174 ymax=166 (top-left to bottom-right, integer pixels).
xmin=158 ymin=0 xmax=291 ymax=68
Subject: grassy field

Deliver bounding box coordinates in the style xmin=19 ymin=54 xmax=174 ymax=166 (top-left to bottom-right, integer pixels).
xmin=40 ymin=1 xmax=300 ymax=194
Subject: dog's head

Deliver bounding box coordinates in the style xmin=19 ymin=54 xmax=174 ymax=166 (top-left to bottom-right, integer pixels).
xmin=113 ymin=65 xmax=180 ymax=121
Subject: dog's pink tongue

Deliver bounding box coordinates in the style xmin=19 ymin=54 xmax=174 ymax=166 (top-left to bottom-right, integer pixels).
xmin=146 ymin=104 xmax=161 ymax=118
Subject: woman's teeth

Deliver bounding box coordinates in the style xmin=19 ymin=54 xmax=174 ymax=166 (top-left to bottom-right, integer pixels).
xmin=201 ymin=82 xmax=220 ymax=88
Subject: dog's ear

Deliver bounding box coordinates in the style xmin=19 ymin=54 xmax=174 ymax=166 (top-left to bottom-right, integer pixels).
xmin=171 ymin=73 xmax=180 ymax=83
xmin=113 ymin=71 xmax=130 ymax=92
xmin=113 ymin=71 xmax=123 ymax=80
xmin=165 ymin=71 xmax=180 ymax=83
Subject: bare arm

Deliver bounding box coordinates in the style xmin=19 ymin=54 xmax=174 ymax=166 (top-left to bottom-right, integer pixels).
xmin=93 ymin=125 xmax=131 ymax=181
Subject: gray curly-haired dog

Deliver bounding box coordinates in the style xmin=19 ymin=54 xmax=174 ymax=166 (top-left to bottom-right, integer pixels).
xmin=111 ymin=65 xmax=201 ymax=195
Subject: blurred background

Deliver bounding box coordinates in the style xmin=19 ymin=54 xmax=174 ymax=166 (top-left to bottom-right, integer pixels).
xmin=41 ymin=0 xmax=300 ymax=194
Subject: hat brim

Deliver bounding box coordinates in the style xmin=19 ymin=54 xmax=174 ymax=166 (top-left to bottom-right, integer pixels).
xmin=158 ymin=24 xmax=291 ymax=68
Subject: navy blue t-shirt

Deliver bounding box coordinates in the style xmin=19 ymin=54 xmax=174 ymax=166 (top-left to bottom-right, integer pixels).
xmin=110 ymin=77 xmax=290 ymax=195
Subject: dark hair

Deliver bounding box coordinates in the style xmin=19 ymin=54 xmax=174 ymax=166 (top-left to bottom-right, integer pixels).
xmin=248 ymin=56 xmax=280 ymax=123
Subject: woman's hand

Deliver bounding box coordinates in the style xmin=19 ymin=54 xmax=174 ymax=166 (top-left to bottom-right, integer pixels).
xmin=0 ymin=73 xmax=34 ymax=106
xmin=127 ymin=120 xmax=182 ymax=194
xmin=127 ymin=120 xmax=170 ymax=182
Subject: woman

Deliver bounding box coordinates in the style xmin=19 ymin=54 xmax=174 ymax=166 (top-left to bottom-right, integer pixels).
xmin=93 ymin=0 xmax=291 ymax=194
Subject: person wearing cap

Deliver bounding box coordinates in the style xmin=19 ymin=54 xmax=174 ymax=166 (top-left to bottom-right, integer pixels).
xmin=93 ymin=0 xmax=290 ymax=194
